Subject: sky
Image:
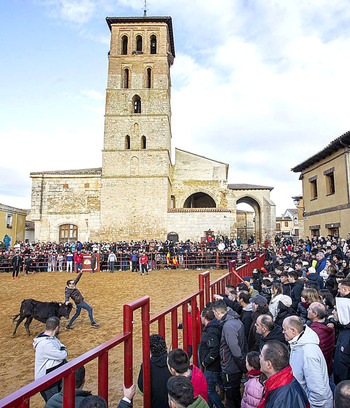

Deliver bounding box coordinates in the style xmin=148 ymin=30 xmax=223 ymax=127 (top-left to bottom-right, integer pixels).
xmin=2 ymin=0 xmax=350 ymax=216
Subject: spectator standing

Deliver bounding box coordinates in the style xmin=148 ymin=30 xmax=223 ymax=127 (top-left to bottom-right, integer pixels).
xmin=333 ymin=279 xmax=350 ymax=384
xmin=167 ymin=376 xmax=209 ymax=408
xmin=334 ymin=380 xmax=350 ymax=408
xmin=11 ymin=252 xmax=22 ymax=279
xmin=241 ymin=351 xmax=264 ymax=408
xmin=258 ymin=341 xmax=308 ymax=408
xmin=308 ymin=302 xmax=335 ymax=377
xmin=199 ymin=307 xmax=224 ymax=408
xmin=108 ymin=251 xmax=117 ymax=273
xmin=45 ymin=366 xmax=92 ymax=408
xmin=288 ymin=271 xmax=304 ymax=310
xmin=66 ymin=251 xmax=73 ymax=273
xmin=74 ymin=251 xmax=83 ymax=273
xmin=90 ymin=251 xmax=97 ymax=273
xmin=255 ymin=315 xmax=286 ymax=351
xmin=212 ymin=300 xmax=247 ymax=408
xmin=283 ymin=316 xmax=332 ymax=408
xmin=238 ymin=291 xmax=253 ymax=339
xmin=167 ymin=348 xmax=208 ymax=403
xmin=33 ymin=316 xmax=67 ymax=402
xmin=137 ymin=334 xmax=171 ymax=408
xmin=4 ymin=234 xmax=11 ymax=251
xmin=131 ymin=251 xmax=139 ymax=272
xmin=140 ymin=253 xmax=149 ymax=275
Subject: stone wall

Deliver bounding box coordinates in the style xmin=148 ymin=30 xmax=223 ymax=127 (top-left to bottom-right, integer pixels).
xmin=30 ymin=173 xmax=101 ymax=242
xmin=167 ymin=209 xmax=234 ymax=242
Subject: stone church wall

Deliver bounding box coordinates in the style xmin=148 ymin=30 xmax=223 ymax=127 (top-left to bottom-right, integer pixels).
xmin=167 ymin=210 xmax=234 ymax=242
xmin=30 ymin=174 xmax=101 ymax=242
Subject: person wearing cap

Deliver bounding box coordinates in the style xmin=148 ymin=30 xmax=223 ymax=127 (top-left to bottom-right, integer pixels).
xmin=247 ymin=295 xmax=270 ymax=352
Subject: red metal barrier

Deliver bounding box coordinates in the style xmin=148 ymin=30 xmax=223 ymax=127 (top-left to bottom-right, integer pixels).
xmin=0 ymin=252 xmax=265 ymax=408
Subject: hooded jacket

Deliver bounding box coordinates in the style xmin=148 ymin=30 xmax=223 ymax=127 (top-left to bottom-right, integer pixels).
xmin=199 ymin=319 xmax=222 ymax=372
xmin=333 ymin=294 xmax=350 ymax=383
xmin=45 ymin=390 xmax=92 ymax=408
xmin=289 ymin=326 xmax=333 ymax=408
xmin=33 ymin=334 xmax=67 ymax=380
xmin=269 ymin=294 xmax=292 ymax=321
xmin=310 ymin=321 xmax=335 ymax=375
xmin=188 ymin=395 xmax=209 ymax=408
xmin=137 ymin=351 xmax=171 ymax=408
xmin=219 ymin=309 xmax=247 ymax=374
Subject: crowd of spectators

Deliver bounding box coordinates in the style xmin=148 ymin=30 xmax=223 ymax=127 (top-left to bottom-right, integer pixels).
xmin=0 ymin=236 xmax=261 ymax=275
xmin=116 ymin=232 xmax=350 ymax=408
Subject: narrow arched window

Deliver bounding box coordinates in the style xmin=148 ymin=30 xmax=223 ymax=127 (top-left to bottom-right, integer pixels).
xmin=122 ymin=36 xmax=128 ymax=55
xmin=150 ymin=35 xmax=157 ymax=54
xmin=123 ymin=68 xmax=130 ymax=89
xmin=136 ymin=35 xmax=142 ymax=52
xmin=146 ymin=68 xmax=152 ymax=88
xmin=125 ymin=135 xmax=130 ymax=149
xmin=132 ymin=95 xmax=141 ymax=113
xmin=141 ymin=136 xmax=146 ymax=149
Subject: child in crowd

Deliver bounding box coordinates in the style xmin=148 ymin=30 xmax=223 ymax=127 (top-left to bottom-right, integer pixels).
xmin=241 ymin=351 xmax=265 ymax=408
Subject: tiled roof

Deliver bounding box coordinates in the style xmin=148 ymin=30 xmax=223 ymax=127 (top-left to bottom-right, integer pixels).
xmin=228 ymin=184 xmax=274 ymax=191
xmin=291 ymin=130 xmax=350 ymax=172
xmin=30 ymin=168 xmax=102 ymax=176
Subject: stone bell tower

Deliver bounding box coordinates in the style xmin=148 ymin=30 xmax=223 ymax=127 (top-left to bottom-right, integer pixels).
xmin=99 ymin=16 xmax=175 ymax=240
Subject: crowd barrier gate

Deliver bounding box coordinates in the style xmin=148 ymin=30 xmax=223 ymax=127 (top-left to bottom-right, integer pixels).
xmin=0 ymin=252 xmax=264 ymax=408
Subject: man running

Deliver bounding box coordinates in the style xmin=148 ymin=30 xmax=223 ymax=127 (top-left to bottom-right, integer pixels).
xmin=65 ymin=272 xmax=100 ymax=329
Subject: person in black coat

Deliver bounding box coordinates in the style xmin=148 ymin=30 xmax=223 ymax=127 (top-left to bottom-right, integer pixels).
xmin=332 ymin=280 xmax=350 ymax=384
xmin=137 ymin=334 xmax=171 ymax=408
xmin=11 ymin=253 xmax=23 ymax=279
xmin=199 ymin=306 xmax=223 ymax=408
xmin=255 ymin=314 xmax=287 ymax=351
xmin=288 ymin=271 xmax=304 ymax=310
xmin=238 ymin=291 xmax=253 ymax=340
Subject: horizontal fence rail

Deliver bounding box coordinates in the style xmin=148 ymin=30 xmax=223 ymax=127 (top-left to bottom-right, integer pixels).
xmin=0 ymin=250 xmax=263 ymax=273
xmin=0 ymin=252 xmax=264 ymax=408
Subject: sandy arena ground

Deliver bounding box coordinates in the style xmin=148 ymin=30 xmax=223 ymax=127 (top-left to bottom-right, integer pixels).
xmin=0 ymin=268 xmax=225 ymax=407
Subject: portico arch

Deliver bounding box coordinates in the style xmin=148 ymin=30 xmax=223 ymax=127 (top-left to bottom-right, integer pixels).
xmin=236 ymin=196 xmax=261 ymax=243
xmin=183 ymin=192 xmax=216 ymax=208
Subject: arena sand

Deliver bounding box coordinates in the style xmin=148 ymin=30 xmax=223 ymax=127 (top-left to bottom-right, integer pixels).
xmin=0 ymin=268 xmax=225 ymax=407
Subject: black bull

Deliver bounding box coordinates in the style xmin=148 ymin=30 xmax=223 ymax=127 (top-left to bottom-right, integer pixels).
xmin=12 ymin=299 xmax=73 ymax=335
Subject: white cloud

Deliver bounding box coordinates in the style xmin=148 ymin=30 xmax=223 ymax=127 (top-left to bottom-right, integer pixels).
xmin=4 ymin=0 xmax=350 ymax=215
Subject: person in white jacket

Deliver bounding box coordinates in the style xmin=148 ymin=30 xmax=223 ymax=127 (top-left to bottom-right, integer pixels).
xmin=33 ymin=316 xmax=68 ymax=402
xmin=282 ymin=316 xmax=333 ymax=408
xmin=269 ymin=283 xmax=292 ymax=321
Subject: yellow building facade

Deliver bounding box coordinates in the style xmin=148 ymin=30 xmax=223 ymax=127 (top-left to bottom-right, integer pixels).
xmin=0 ymin=203 xmax=27 ymax=246
xmin=292 ymin=131 xmax=350 ymax=238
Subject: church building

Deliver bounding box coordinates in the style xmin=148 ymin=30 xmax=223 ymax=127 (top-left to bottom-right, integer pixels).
xmin=30 ymin=16 xmax=276 ymax=243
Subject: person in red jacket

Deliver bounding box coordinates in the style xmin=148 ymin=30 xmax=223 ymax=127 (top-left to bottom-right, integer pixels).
xmin=167 ymin=348 xmax=208 ymax=403
xmin=140 ymin=253 xmax=148 ymax=275
xmin=308 ymin=302 xmax=335 ymax=376
xmin=74 ymin=251 xmax=84 ymax=273
xmin=178 ymin=302 xmax=201 ymax=359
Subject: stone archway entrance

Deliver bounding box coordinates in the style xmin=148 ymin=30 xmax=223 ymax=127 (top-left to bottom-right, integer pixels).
xmin=236 ymin=197 xmax=261 ymax=244
xmin=183 ymin=192 xmax=216 ymax=208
